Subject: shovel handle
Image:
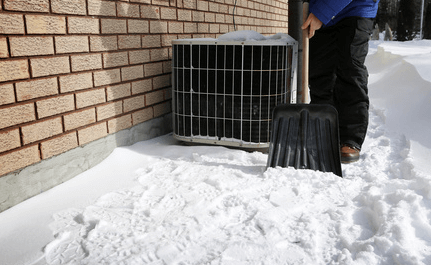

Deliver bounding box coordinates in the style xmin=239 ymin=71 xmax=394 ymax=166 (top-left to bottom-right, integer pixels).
xmin=302 ymin=1 xmax=310 ymax=103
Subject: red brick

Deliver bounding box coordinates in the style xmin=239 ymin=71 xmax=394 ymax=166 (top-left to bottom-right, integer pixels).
xmin=90 ymin=36 xmax=118 ymax=52
xmin=0 ymin=83 xmax=15 ymax=106
xmin=0 ymin=103 xmax=35 ymax=129
xmin=59 ymin=72 xmax=93 ymax=93
xmin=68 ymin=17 xmax=99 ymax=34
xmin=40 ymin=132 xmax=78 ymax=159
xmin=0 ymin=59 xmax=30 ymax=82
xmin=106 ymin=83 xmax=131 ymax=101
xmin=0 ymin=13 xmax=25 ymax=34
xmin=55 ymin=36 xmax=89 ymax=54
xmin=51 ymin=0 xmax=86 ymax=15
xmin=63 ymin=108 xmax=96 ymax=131
xmin=88 ymin=0 xmax=116 ymax=16
xmin=71 ymin=53 xmax=102 ymax=72
xmin=0 ymin=37 xmax=9 ymax=58
xmin=10 ymin=36 xmax=54 ymax=57
xmin=108 ymin=114 xmax=132 ymax=133
xmin=97 ymin=101 xmax=123 ymax=121
xmin=4 ymin=0 xmax=50 ymax=13
xmin=128 ymin=20 xmax=149 ymax=34
xmin=26 ymin=15 xmax=66 ymax=34
xmin=132 ymin=107 xmax=153 ymax=125
xmin=117 ymin=2 xmax=140 ymax=18
xmin=93 ymin=69 xmax=121 ymax=87
xmin=0 ymin=128 xmax=21 ymax=153
xmin=124 ymin=95 xmax=145 ymax=112
xmin=118 ymin=35 xmax=141 ymax=50
xmin=78 ymin=122 xmax=107 ymax=145
xmin=129 ymin=50 xmax=150 ymax=65
xmin=16 ymin=77 xmax=58 ymax=101
xmin=76 ymin=88 xmax=106 ymax=109
xmin=30 ymin=56 xmax=70 ymax=78
xmin=36 ymin=94 xmax=75 ymax=119
xmin=0 ymin=145 xmax=40 ymax=176
xmin=21 ymin=117 xmax=63 ymax=144
xmin=121 ymin=65 xmax=144 ymax=82
xmin=131 ymin=79 xmax=152 ymax=95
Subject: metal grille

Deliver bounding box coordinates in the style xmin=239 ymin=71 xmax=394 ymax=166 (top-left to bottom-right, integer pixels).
xmin=172 ymin=36 xmax=297 ymax=148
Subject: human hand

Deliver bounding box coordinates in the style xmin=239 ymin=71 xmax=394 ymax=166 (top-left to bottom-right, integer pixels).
xmin=301 ymin=13 xmax=323 ymax=38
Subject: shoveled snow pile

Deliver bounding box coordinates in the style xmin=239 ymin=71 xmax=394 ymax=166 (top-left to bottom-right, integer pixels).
xmin=1 ymin=39 xmax=431 ymax=265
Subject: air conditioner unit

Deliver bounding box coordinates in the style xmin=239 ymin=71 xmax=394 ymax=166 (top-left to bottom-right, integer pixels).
xmin=171 ymin=32 xmax=297 ymax=148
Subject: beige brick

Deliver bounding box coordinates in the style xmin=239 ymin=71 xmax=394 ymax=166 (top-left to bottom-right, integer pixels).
xmin=204 ymin=13 xmax=215 ymax=23
xmin=51 ymin=0 xmax=86 ymax=15
xmin=132 ymin=79 xmax=152 ymax=94
xmin=108 ymin=114 xmax=132 ymax=133
xmin=209 ymin=24 xmax=219 ymax=33
xmin=0 ymin=13 xmax=25 ymax=34
xmin=183 ymin=0 xmax=197 ymax=9
xmin=161 ymin=7 xmax=177 ymax=20
xmin=0 ymin=37 xmax=9 ymax=58
xmin=216 ymin=13 xmax=224 ymax=23
xmin=121 ymin=65 xmax=143 ymax=82
xmin=59 ymin=72 xmax=93 ymax=93
xmin=101 ymin=19 xmax=127 ymax=34
xmin=146 ymin=89 xmax=165 ymax=106
xmin=184 ymin=22 xmax=198 ymax=33
xmin=198 ymin=23 xmax=208 ymax=33
xmin=106 ymin=83 xmax=131 ymax=101
xmin=30 ymin=56 xmax=70 ymax=78
xmin=90 ymin=36 xmax=118 ymax=52
xmin=94 ymin=69 xmax=121 ymax=87
xmin=144 ymin=62 xmax=163 ymax=77
xmin=161 ymin=35 xmax=177 ymax=47
xmin=68 ymin=17 xmax=99 ymax=34
xmin=78 ymin=122 xmax=107 ymax=145
xmin=220 ymin=24 xmax=229 ymax=33
xmin=0 ymin=103 xmax=35 ymax=129
xmin=88 ymin=0 xmax=116 ymax=16
xmin=197 ymin=0 xmax=208 ymax=11
xmin=103 ymin=52 xmax=129 ymax=68
xmin=0 ymin=145 xmax=40 ymax=176
xmin=16 ymin=77 xmax=58 ymax=101
xmin=142 ymin=35 xmax=161 ymax=48
xmin=153 ymin=101 xmax=171 ymax=117
xmin=36 ymin=94 xmax=75 ymax=119
xmin=0 ymin=129 xmax=21 ymax=153
xmin=192 ymin=11 xmax=205 ymax=22
xmin=163 ymin=60 xmax=172 ymax=72
xmin=10 ymin=36 xmax=54 ymax=57
xmin=26 ymin=15 xmax=66 ymax=34
xmin=124 ymin=95 xmax=145 ymax=112
xmin=168 ymin=22 xmax=183 ymax=33
xmin=97 ymin=101 xmax=123 ymax=121
xmin=63 ymin=108 xmax=96 ymax=131
xmin=0 ymin=84 xmax=15 ymax=106
xmin=22 ymin=117 xmax=63 ymax=144
xmin=41 ymin=132 xmax=78 ymax=159
xmin=4 ymin=0 xmax=50 ymax=13
xmin=153 ymin=74 xmax=171 ymax=89
xmin=141 ymin=6 xmax=160 ymax=19
xmin=76 ymin=88 xmax=106 ymax=108
xmin=132 ymin=107 xmax=152 ymax=125
xmin=130 ymin=0 xmax=151 ymax=3
xmin=117 ymin=2 xmax=140 ymax=18
xmin=128 ymin=20 xmax=149 ymax=34
xmin=0 ymin=59 xmax=29 ymax=82
xmin=71 ymin=53 xmax=102 ymax=72
xmin=150 ymin=21 xmax=168 ymax=34
xmin=129 ymin=50 xmax=150 ymax=65
xmin=178 ymin=10 xmax=192 ymax=21
xmin=118 ymin=35 xmax=141 ymax=50
xmin=151 ymin=48 xmax=169 ymax=62
xmin=55 ymin=36 xmax=89 ymax=54
xmin=152 ymin=0 xmax=170 ymax=6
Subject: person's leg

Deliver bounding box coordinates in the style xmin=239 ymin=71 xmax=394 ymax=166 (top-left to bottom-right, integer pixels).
xmin=334 ymin=17 xmax=374 ymax=150
xmin=309 ymin=26 xmax=338 ymax=105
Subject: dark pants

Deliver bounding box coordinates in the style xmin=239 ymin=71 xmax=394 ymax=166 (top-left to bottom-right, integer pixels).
xmin=309 ymin=17 xmax=374 ymax=150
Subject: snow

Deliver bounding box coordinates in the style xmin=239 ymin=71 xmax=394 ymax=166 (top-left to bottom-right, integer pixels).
xmin=1 ymin=39 xmax=431 ymax=265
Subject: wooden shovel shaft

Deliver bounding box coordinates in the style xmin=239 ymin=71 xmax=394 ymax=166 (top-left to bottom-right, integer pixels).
xmin=302 ymin=2 xmax=310 ymax=103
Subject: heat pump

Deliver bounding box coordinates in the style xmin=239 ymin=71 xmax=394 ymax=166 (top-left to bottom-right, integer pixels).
xmin=171 ymin=32 xmax=297 ymax=148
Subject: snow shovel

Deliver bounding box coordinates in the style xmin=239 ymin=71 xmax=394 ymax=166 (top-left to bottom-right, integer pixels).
xmin=266 ymin=1 xmax=342 ymax=177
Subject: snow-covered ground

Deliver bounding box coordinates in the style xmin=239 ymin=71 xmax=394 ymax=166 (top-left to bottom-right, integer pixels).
xmin=1 ymin=38 xmax=431 ymax=265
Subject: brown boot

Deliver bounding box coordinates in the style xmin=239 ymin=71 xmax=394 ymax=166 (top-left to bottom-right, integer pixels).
xmin=340 ymin=145 xmax=360 ymax=164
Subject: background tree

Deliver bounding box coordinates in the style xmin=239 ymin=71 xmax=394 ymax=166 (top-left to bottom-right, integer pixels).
xmin=424 ymin=2 xmax=431 ymax=39
xmin=396 ymin=0 xmax=417 ymax=40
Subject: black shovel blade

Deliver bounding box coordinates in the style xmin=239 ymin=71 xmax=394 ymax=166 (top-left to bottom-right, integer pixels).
xmin=266 ymin=104 xmax=342 ymax=177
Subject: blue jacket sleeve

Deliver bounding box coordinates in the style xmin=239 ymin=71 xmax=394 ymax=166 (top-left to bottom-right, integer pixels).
xmin=310 ymin=0 xmax=353 ymax=25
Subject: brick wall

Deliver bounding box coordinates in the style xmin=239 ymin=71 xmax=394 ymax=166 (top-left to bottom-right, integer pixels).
xmin=0 ymin=0 xmax=288 ymax=177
